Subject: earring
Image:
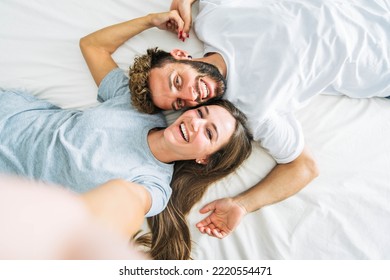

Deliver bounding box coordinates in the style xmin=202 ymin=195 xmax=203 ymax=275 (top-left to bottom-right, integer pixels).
xmin=196 ymin=160 xmax=202 ymax=164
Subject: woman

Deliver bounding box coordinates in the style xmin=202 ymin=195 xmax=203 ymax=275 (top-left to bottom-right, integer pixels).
xmin=0 ymin=83 xmax=252 ymax=241
xmin=136 ymin=98 xmax=252 ymax=260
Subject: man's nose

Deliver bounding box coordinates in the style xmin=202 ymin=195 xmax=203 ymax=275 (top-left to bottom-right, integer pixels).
xmin=183 ymin=87 xmax=198 ymax=101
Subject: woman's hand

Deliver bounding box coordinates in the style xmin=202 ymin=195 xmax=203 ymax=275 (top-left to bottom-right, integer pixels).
xmin=149 ymin=10 xmax=185 ymax=40
xmin=170 ymin=0 xmax=197 ymax=40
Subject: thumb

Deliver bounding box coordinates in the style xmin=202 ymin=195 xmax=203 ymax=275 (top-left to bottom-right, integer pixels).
xmin=199 ymin=201 xmax=216 ymax=214
xmin=181 ymin=13 xmax=192 ymax=38
xmin=182 ymin=17 xmax=192 ymax=37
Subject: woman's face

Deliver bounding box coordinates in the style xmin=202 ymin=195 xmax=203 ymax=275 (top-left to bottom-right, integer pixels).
xmin=164 ymin=105 xmax=236 ymax=163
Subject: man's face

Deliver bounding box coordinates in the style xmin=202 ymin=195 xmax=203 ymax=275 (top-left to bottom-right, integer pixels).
xmin=148 ymin=62 xmax=224 ymax=111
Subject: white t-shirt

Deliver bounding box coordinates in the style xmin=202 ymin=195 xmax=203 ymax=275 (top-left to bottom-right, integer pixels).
xmin=195 ymin=0 xmax=390 ymax=163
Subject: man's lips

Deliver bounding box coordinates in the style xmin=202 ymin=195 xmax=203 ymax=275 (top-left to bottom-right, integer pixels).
xmin=199 ymin=80 xmax=210 ymax=100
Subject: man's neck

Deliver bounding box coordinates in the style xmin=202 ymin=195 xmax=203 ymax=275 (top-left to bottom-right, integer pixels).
xmin=197 ymin=52 xmax=227 ymax=78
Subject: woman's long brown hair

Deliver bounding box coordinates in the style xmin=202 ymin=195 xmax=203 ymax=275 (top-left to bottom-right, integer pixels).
xmin=135 ymin=99 xmax=253 ymax=259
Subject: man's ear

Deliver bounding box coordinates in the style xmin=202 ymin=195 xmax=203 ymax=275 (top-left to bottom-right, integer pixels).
xmin=170 ymin=49 xmax=192 ymax=60
xmin=195 ymin=157 xmax=209 ymax=165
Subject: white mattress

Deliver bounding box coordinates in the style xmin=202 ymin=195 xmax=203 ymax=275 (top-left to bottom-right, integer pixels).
xmin=1 ymin=0 xmax=389 ymax=260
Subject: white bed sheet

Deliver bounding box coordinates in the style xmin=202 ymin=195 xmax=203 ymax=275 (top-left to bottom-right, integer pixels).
xmin=1 ymin=0 xmax=389 ymax=260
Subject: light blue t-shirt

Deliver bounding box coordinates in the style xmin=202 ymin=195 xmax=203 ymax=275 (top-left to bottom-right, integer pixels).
xmin=0 ymin=68 xmax=173 ymax=217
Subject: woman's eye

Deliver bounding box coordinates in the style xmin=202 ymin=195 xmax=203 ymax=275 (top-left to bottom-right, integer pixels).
xmin=177 ymin=99 xmax=183 ymax=109
xmin=206 ymin=129 xmax=213 ymax=140
xmin=197 ymin=109 xmax=203 ymax=118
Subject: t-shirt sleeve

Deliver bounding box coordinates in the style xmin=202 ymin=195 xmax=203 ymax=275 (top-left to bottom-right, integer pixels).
xmin=252 ymin=112 xmax=305 ymax=164
xmin=132 ymin=172 xmax=173 ymax=218
xmin=97 ymin=68 xmax=129 ymax=102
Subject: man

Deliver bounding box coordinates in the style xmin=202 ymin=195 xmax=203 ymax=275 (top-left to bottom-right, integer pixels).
xmin=79 ymin=9 xmax=225 ymax=114
xmin=164 ymin=0 xmax=390 ymax=238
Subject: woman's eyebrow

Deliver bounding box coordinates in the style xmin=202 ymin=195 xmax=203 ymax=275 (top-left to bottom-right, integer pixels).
xmin=205 ymin=106 xmax=219 ymax=141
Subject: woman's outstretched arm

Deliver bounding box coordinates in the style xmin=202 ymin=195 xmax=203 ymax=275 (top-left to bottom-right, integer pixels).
xmin=81 ymin=179 xmax=152 ymax=239
xmin=0 ymin=176 xmax=148 ymax=259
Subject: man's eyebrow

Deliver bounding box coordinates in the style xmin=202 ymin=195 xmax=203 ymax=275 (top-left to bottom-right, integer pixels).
xmin=169 ymin=71 xmax=177 ymax=110
xmin=169 ymin=72 xmax=174 ymax=91
xmin=205 ymin=106 xmax=219 ymax=142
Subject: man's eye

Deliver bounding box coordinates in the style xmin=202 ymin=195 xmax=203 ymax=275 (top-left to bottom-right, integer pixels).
xmin=197 ymin=109 xmax=203 ymax=118
xmin=175 ymin=76 xmax=181 ymax=88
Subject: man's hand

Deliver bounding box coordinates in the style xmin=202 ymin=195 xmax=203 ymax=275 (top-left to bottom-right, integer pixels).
xmin=196 ymin=197 xmax=247 ymax=239
xmin=170 ymin=0 xmax=197 ymax=40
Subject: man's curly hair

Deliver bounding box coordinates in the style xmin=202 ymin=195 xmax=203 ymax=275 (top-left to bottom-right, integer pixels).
xmin=129 ymin=47 xmax=175 ymax=114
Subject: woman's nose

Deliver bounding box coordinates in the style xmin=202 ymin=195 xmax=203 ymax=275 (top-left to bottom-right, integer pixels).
xmin=191 ymin=117 xmax=206 ymax=132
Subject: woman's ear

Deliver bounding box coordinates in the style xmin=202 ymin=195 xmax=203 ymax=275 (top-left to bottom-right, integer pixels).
xmin=170 ymin=49 xmax=192 ymax=60
xmin=195 ymin=158 xmax=209 ymax=165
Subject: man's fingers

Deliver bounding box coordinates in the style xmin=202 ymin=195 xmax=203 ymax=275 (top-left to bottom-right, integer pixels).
xmin=199 ymin=202 xmax=215 ymax=214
